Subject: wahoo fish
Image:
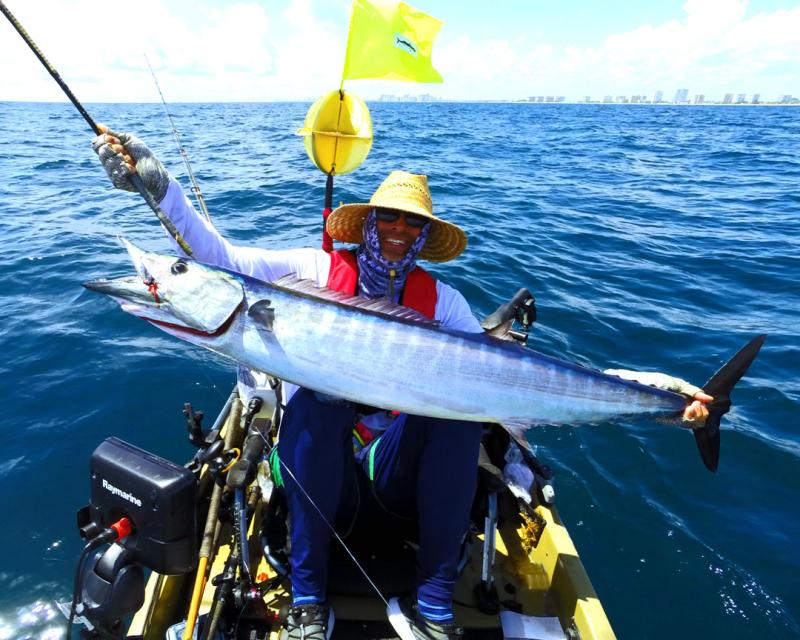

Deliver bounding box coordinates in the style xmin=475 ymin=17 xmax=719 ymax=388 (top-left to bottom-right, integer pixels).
xmin=85 ymin=240 xmax=765 ymax=472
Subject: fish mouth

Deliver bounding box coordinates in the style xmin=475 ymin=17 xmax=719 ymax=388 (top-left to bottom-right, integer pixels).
xmin=84 ymin=276 xmax=156 ymax=303
xmin=84 ymin=276 xmax=242 ymax=337
xmin=140 ymin=303 xmax=242 ymax=338
xmin=83 ymin=275 xmax=196 ymax=332
xmin=84 ymin=238 xmax=246 ymax=335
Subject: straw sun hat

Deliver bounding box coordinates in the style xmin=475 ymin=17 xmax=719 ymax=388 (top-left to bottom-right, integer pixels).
xmin=325 ymin=170 xmax=467 ymax=263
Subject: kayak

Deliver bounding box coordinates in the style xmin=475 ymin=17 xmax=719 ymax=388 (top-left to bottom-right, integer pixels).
xmin=67 ymin=273 xmax=765 ymax=639
xmin=66 ymin=288 xmax=613 ymax=639
xmin=121 ymin=388 xmax=616 ymax=640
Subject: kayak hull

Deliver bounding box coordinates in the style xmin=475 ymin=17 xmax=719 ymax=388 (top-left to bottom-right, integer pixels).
xmin=125 ymin=392 xmax=616 ymax=640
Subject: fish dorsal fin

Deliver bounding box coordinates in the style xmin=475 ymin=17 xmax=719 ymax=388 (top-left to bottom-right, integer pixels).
xmin=272 ymin=275 xmax=439 ymax=326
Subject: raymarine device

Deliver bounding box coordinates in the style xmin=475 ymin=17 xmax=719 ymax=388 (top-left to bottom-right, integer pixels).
xmin=88 ymin=437 xmax=197 ymax=574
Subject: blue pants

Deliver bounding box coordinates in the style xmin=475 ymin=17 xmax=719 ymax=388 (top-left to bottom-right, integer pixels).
xmin=277 ymin=387 xmax=483 ymax=611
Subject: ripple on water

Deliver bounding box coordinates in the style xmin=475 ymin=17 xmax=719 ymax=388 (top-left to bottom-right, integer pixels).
xmin=1 ymin=102 xmax=798 ymax=639
xmin=0 ymin=600 xmax=63 ymax=640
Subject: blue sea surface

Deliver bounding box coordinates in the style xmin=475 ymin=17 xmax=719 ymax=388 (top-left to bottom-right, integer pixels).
xmin=0 ymin=101 xmax=798 ymax=639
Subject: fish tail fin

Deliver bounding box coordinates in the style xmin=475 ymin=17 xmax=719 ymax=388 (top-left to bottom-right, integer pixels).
xmin=693 ymin=334 xmax=766 ymax=472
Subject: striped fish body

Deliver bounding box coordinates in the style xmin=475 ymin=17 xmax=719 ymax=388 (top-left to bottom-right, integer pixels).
xmin=85 ymin=241 xmax=766 ymax=469
xmin=241 ymin=280 xmax=687 ymax=431
xmin=86 ymin=243 xmax=685 ymax=438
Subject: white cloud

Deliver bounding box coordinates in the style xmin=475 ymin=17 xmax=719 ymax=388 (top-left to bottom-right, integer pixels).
xmin=683 ymin=0 xmax=747 ymax=30
xmin=0 ymin=0 xmax=340 ymax=101
xmin=1 ymin=0 xmax=797 ymax=102
xmin=435 ymin=0 xmax=800 ymax=100
xmin=270 ymin=0 xmax=346 ymax=98
xmin=0 ymin=0 xmax=276 ymax=101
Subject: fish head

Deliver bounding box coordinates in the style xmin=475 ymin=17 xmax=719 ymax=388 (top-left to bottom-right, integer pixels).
xmin=84 ymin=239 xmax=244 ymax=335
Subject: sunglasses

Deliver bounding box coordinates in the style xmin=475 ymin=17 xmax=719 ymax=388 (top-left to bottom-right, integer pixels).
xmin=374 ymin=209 xmax=429 ymax=229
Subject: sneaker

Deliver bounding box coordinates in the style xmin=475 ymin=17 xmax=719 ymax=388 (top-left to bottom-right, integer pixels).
xmin=279 ymin=603 xmax=334 ymax=640
xmin=387 ymin=597 xmax=464 ymax=640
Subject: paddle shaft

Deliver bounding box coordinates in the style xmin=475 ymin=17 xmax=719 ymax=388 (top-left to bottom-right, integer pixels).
xmin=0 ymin=1 xmax=194 ymax=256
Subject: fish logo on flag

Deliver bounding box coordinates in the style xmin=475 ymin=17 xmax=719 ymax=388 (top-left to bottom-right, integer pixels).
xmin=342 ymin=0 xmax=443 ymax=83
xmin=394 ymin=33 xmax=418 ymax=57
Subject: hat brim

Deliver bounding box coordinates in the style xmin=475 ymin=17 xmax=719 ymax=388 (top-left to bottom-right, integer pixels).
xmin=326 ymin=204 xmax=467 ymax=263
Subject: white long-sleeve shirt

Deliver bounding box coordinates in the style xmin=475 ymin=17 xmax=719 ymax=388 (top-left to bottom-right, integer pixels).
xmin=157 ymin=177 xmax=482 ymax=408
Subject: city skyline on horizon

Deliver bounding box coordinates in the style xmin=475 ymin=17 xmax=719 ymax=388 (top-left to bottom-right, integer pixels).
xmin=1 ymin=0 xmax=798 ymax=103
xmin=3 ymin=88 xmax=797 ymax=105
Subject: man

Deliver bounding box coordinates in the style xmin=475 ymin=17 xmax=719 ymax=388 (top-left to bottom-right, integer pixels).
xmin=92 ymin=128 xmax=711 ymax=640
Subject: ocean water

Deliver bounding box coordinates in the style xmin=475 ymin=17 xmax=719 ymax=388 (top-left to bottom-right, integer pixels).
xmin=0 ymin=101 xmax=798 ymax=639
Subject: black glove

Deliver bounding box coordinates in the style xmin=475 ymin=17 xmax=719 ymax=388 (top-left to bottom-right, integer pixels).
xmin=92 ymin=130 xmax=170 ymax=202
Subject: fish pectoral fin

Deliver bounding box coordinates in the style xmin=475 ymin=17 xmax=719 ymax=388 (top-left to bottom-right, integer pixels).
xmin=248 ymin=299 xmax=275 ymax=332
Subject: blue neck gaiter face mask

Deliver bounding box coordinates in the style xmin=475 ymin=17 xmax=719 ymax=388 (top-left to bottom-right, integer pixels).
xmin=355 ymin=209 xmax=431 ymax=301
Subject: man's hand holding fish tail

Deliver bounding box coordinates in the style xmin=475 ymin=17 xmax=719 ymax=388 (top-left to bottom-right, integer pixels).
xmin=603 ymin=369 xmax=713 ymax=423
xmin=91 ymin=129 xmax=719 ymax=640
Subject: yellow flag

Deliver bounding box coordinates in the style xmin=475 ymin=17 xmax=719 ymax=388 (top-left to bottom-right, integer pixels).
xmin=342 ymin=0 xmax=443 ymax=83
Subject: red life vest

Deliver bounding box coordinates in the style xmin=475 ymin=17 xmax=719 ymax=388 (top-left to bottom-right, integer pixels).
xmin=326 ymin=249 xmax=437 ymax=320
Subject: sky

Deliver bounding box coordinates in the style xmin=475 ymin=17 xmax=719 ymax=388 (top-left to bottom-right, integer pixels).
xmin=1 ymin=0 xmax=798 ymax=102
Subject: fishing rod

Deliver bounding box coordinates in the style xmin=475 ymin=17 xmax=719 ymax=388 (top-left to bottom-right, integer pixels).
xmin=144 ymin=54 xmax=212 ymax=223
xmin=0 ymin=1 xmax=194 ymax=257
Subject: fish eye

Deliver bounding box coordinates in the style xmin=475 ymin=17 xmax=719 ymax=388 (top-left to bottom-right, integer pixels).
xmin=171 ymin=259 xmax=189 ymax=275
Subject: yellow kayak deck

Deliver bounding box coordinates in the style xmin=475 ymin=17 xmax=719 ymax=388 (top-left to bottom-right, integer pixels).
xmin=127 ymin=398 xmax=615 ymax=639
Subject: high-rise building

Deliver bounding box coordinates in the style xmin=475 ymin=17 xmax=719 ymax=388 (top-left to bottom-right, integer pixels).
xmin=631 ymin=95 xmax=641 ymax=104
xmin=751 ymin=94 xmax=760 ymax=104
xmin=653 ymin=90 xmax=664 ymax=103
xmin=723 ymin=93 xmax=734 ymax=104
xmin=736 ymin=93 xmax=747 ymax=104
xmin=674 ymin=88 xmax=689 ymax=103
xmin=694 ymin=94 xmax=705 ymax=104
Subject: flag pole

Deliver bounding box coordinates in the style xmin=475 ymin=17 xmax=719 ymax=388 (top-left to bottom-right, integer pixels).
xmin=322 ymin=172 xmax=334 ymax=252
xmin=320 ymin=0 xmax=359 ymax=252
xmin=339 ymin=0 xmax=358 ymax=92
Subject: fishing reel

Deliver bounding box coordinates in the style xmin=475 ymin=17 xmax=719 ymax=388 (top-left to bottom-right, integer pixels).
xmin=184 ymin=400 xmax=243 ymax=484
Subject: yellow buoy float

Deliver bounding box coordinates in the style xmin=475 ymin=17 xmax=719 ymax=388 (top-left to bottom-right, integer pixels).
xmin=297 ymin=89 xmax=373 ymax=175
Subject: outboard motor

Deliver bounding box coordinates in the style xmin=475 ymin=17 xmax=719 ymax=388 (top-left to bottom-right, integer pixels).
xmin=66 ymin=438 xmax=197 ymax=638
